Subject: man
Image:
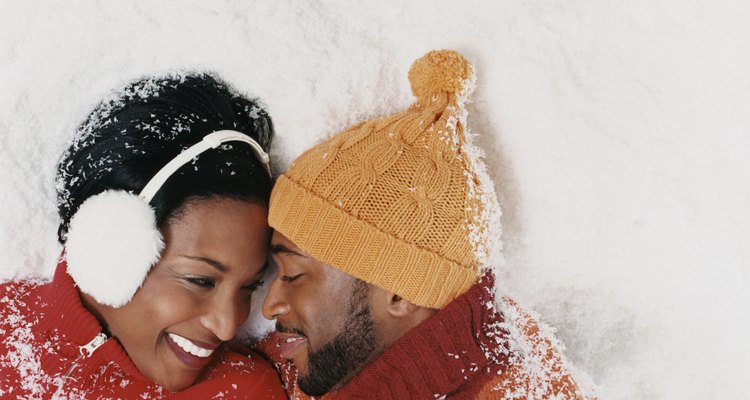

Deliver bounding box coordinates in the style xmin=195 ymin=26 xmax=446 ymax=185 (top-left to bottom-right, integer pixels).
xmin=259 ymin=50 xmax=597 ymax=399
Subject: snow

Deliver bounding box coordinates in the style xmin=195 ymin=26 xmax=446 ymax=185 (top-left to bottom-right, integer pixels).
xmin=1 ymin=1 xmax=748 ymax=399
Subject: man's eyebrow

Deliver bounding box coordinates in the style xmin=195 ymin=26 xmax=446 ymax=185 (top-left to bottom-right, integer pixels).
xmin=270 ymin=243 xmax=301 ymax=256
xmin=179 ymin=255 xmax=227 ymax=273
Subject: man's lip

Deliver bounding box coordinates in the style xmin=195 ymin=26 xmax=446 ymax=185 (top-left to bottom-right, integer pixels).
xmin=165 ymin=333 xmax=218 ymax=370
xmin=276 ymin=332 xmax=308 ymax=360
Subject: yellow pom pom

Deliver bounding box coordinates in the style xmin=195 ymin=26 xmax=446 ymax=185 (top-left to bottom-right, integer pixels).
xmin=408 ymin=50 xmax=474 ymax=105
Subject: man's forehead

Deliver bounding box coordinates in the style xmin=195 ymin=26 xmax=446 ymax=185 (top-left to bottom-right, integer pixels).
xmin=270 ymin=230 xmax=357 ymax=281
xmin=270 ymin=231 xmax=325 ymax=265
xmin=270 ymin=230 xmax=302 ymax=252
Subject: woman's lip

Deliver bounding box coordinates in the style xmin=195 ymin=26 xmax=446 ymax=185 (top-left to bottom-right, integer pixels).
xmin=165 ymin=333 xmax=217 ymax=370
xmin=276 ymin=333 xmax=308 ymax=360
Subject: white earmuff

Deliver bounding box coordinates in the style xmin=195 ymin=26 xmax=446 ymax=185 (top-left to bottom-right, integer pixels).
xmin=65 ymin=130 xmax=271 ymax=308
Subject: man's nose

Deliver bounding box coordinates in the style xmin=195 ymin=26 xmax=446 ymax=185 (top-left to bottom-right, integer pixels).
xmin=261 ymin=273 xmax=290 ymax=320
xmin=201 ymin=292 xmax=247 ymax=342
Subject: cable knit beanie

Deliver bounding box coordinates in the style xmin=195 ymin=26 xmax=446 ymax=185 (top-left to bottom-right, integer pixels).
xmin=269 ymin=50 xmax=495 ymax=308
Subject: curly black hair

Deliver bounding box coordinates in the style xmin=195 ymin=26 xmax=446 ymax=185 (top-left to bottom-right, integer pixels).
xmin=56 ymin=73 xmax=274 ymax=244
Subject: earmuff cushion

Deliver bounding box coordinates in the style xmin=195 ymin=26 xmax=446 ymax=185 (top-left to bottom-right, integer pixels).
xmin=65 ymin=190 xmax=165 ymax=308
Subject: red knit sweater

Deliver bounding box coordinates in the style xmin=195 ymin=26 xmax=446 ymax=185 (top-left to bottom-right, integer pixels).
xmin=259 ymin=273 xmax=597 ymax=400
xmin=0 ymin=261 xmax=286 ymax=399
xmin=327 ymin=273 xmax=508 ymax=399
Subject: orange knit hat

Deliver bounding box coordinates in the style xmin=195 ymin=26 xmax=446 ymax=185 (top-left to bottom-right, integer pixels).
xmin=269 ymin=50 xmax=496 ymax=308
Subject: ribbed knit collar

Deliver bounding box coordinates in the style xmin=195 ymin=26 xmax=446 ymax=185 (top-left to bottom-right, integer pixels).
xmin=331 ymin=273 xmax=509 ymax=399
xmin=36 ymin=260 xmax=147 ymax=380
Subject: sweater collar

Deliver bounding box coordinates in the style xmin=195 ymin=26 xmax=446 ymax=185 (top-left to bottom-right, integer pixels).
xmin=332 ymin=272 xmax=510 ymax=399
xmin=37 ymin=259 xmax=146 ymax=380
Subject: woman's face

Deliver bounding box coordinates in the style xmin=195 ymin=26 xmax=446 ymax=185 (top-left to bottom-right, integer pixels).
xmin=83 ymin=197 xmax=270 ymax=392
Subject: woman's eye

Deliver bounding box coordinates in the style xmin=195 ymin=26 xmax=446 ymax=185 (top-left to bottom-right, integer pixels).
xmin=186 ymin=276 xmax=215 ymax=288
xmin=243 ymin=280 xmax=265 ymax=292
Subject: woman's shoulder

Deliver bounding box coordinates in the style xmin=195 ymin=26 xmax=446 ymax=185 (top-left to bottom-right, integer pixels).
xmin=0 ymin=275 xmax=47 ymax=294
xmin=170 ymin=348 xmax=286 ymax=399
xmin=0 ymin=278 xmax=56 ymax=398
xmin=206 ymin=348 xmax=279 ymax=378
xmin=0 ymin=277 xmax=48 ymax=316
xmin=0 ymin=271 xmax=72 ymax=333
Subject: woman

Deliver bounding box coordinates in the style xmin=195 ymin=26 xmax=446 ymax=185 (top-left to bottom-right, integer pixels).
xmin=0 ymin=74 xmax=286 ymax=398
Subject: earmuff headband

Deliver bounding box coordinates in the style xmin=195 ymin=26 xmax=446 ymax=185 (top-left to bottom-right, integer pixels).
xmin=139 ymin=130 xmax=271 ymax=203
xmin=66 ymin=130 xmax=271 ymax=308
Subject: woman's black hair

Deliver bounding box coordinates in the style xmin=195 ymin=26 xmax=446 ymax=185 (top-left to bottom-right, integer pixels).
xmin=56 ymin=73 xmax=274 ymax=244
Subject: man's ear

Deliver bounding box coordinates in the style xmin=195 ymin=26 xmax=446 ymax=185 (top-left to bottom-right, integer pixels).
xmin=385 ymin=292 xmax=420 ymax=318
xmin=370 ymin=285 xmax=437 ymax=323
xmin=370 ymin=288 xmax=437 ymax=344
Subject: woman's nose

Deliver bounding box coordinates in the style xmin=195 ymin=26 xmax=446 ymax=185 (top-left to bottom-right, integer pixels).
xmin=201 ymin=293 xmax=248 ymax=342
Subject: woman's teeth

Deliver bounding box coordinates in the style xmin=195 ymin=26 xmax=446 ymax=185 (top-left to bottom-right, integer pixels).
xmin=168 ymin=333 xmax=214 ymax=358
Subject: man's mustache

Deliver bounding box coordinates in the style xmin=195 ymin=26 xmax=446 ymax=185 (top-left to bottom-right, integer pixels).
xmin=276 ymin=322 xmax=306 ymax=337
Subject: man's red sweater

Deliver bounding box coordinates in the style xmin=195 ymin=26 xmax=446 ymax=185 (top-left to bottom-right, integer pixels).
xmin=260 ymin=273 xmax=598 ymax=399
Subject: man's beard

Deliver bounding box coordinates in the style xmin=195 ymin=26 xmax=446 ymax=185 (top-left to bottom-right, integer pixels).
xmin=298 ymin=279 xmax=377 ymax=396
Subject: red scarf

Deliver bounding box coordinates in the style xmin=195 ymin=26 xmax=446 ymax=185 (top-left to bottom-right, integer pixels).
xmin=329 ymin=273 xmax=508 ymax=399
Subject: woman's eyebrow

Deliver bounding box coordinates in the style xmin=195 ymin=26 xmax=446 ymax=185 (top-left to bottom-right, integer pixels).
xmin=255 ymin=260 xmax=270 ymax=277
xmin=179 ymin=255 xmax=227 ymax=272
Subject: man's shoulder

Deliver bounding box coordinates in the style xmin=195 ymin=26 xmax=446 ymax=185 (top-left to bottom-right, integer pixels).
xmin=471 ymin=296 xmax=598 ymax=400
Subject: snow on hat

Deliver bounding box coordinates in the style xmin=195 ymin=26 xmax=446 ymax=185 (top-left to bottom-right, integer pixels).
xmin=269 ymin=50 xmax=500 ymax=309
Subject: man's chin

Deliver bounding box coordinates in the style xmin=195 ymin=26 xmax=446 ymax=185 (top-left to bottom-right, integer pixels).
xmin=297 ymin=354 xmax=370 ymax=397
xmin=295 ymin=280 xmax=378 ymax=396
xmin=291 ymin=355 xmax=309 ymax=378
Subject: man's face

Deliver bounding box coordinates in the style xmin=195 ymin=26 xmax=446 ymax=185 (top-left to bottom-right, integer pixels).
xmin=262 ymin=231 xmax=378 ymax=396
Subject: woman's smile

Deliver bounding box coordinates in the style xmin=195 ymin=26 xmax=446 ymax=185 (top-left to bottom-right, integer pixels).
xmin=165 ymin=332 xmax=218 ymax=369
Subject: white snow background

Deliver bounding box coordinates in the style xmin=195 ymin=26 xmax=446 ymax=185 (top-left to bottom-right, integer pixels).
xmin=1 ymin=1 xmax=748 ymax=399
